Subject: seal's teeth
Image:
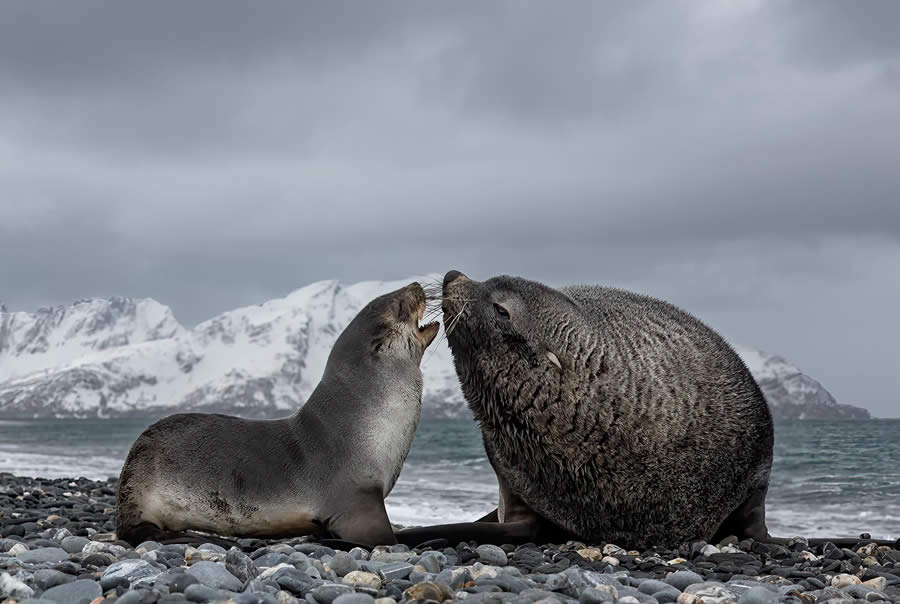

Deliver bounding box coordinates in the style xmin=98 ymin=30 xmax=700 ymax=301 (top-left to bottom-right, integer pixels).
xmin=418 ymin=320 xmax=438 ymax=332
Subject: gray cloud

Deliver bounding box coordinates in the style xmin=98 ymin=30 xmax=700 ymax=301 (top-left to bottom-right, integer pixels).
xmin=1 ymin=2 xmax=898 ymax=417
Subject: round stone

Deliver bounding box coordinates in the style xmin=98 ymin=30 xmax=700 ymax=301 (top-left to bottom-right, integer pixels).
xmin=665 ymin=570 xmax=704 ymax=591
xmin=102 ymin=558 xmax=163 ymax=588
xmin=311 ymin=583 xmax=354 ymax=604
xmin=333 ymin=594 xmax=377 ymax=604
xmin=16 ymin=546 xmax=70 ymax=564
xmin=186 ymin=559 xmax=243 ymax=591
xmin=832 ymin=573 xmax=862 ymax=588
xmin=476 ymin=544 xmax=509 ymax=567
xmin=0 ymin=572 xmax=35 ymax=600
xmin=330 ymin=551 xmax=359 ymax=577
xmin=342 ymin=570 xmax=382 ymax=589
xmin=226 ymin=547 xmax=260 ymax=583
xmin=737 ymin=585 xmax=779 ymax=604
xmin=40 ymin=579 xmax=102 ymax=603
xmin=60 ymin=536 xmax=90 ymax=554
xmin=32 ymin=569 xmax=75 ymax=591
xmin=580 ymin=587 xmax=617 ymax=604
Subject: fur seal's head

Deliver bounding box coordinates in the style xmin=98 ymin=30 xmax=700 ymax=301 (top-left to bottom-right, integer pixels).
xmin=441 ymin=270 xmax=591 ymax=428
xmin=327 ymin=282 xmax=440 ymax=377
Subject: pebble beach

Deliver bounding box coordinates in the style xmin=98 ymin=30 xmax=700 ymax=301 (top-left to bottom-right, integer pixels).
xmin=2 ymin=475 xmax=899 ymax=604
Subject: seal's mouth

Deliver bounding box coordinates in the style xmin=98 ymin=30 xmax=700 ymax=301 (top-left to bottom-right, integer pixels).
xmin=415 ymin=301 xmax=440 ymax=347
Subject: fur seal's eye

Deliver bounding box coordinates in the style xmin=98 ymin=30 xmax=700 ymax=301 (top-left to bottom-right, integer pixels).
xmin=493 ymin=303 xmax=510 ymax=319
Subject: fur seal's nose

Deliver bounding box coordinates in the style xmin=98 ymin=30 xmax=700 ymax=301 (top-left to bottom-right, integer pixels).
xmin=443 ymin=270 xmax=466 ymax=289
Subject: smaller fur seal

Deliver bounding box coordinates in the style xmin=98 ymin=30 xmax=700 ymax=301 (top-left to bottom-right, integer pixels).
xmin=397 ymin=271 xmax=898 ymax=549
xmin=116 ymin=282 xmax=439 ymax=546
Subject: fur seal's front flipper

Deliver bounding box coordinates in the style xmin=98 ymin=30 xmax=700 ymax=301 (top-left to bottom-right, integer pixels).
xmin=326 ymin=492 xmax=397 ymax=546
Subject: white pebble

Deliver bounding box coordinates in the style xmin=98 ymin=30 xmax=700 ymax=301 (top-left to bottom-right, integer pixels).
xmin=600 ymin=556 xmax=620 ymax=566
xmin=862 ymin=577 xmax=887 ymax=592
xmin=831 ymin=573 xmax=862 ymax=588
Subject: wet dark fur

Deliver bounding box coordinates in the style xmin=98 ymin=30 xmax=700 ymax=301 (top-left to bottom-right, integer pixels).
xmin=445 ymin=275 xmax=774 ymax=548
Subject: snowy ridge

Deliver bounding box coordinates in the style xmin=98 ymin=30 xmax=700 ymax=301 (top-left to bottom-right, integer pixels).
xmin=734 ymin=347 xmax=870 ymax=420
xmin=0 ymin=277 xmax=867 ymax=420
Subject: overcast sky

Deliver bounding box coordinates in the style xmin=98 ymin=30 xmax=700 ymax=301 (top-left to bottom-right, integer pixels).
xmin=1 ymin=1 xmax=898 ymax=417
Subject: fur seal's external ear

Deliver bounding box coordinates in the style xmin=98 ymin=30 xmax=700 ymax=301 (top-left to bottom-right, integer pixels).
xmin=546 ymin=351 xmax=562 ymax=372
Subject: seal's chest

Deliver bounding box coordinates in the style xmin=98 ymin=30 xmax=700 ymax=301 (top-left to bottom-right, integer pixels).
xmin=364 ymin=397 xmax=420 ymax=492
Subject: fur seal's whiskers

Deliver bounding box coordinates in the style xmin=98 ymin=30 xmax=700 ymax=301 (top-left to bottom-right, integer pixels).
xmin=422 ymin=300 xmax=470 ymax=366
xmin=444 ymin=301 xmax=468 ymax=336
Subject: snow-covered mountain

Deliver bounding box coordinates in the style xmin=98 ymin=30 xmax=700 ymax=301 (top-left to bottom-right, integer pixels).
xmin=735 ymin=348 xmax=870 ymax=420
xmin=0 ymin=277 xmax=869 ymax=420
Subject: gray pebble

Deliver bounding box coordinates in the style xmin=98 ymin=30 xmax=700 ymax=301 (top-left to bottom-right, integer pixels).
xmin=545 ymin=573 xmax=569 ymax=592
xmin=114 ymin=590 xmax=148 ymax=604
xmin=273 ymin=567 xmax=320 ymax=596
xmin=60 ymin=536 xmax=90 ymax=554
xmin=477 ymin=575 xmax=530 ymax=594
xmin=226 ymin=547 xmax=260 ymax=583
xmin=31 ymin=569 xmax=74 ymax=591
xmin=311 ymin=583 xmax=354 ymax=604
xmin=233 ymin=592 xmax=279 ymax=604
xmin=183 ymin=582 xmax=239 ymax=602
xmin=255 ymin=552 xmax=291 ymax=568
xmin=409 ymin=570 xmax=435 ymax=584
xmin=198 ymin=543 xmax=227 ymax=554
xmin=333 ymin=594 xmax=377 ymax=604
xmin=419 ymin=553 xmax=445 ymax=574
xmin=476 ymin=545 xmax=509 ymax=567
xmin=638 ymin=580 xmax=675 ymax=595
xmin=40 ymin=579 xmax=102 ymax=603
xmin=0 ymin=571 xmax=35 ymax=599
xmin=330 ymin=551 xmax=359 ymax=577
xmin=737 ymin=585 xmax=780 ymax=604
xmin=170 ymin=572 xmax=201 ymax=593
xmin=664 ymin=571 xmax=704 ymax=592
xmin=379 ymin=562 xmax=413 ymax=581
xmin=186 ymin=559 xmax=243 ymax=591
xmin=102 ymin=558 xmax=163 ymax=588
xmin=580 ymin=587 xmax=616 ymax=604
xmin=15 ymin=547 xmax=69 ymax=564
xmin=653 ymin=590 xmax=679 ymax=604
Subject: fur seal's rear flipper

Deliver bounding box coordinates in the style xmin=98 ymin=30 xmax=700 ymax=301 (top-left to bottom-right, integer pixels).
xmin=119 ymin=522 xmax=240 ymax=549
xmin=712 ymin=484 xmax=899 ymax=549
xmin=395 ymin=521 xmax=545 ymax=547
xmin=765 ymin=535 xmax=900 ymax=548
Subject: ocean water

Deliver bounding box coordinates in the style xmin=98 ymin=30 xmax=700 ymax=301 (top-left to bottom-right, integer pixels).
xmin=0 ymin=418 xmax=897 ymax=540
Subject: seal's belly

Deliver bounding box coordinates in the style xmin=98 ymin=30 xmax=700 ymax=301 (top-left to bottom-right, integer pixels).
xmin=140 ymin=486 xmax=318 ymax=537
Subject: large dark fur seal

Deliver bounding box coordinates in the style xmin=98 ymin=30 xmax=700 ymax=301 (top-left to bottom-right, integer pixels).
xmin=116 ymin=282 xmax=439 ymax=547
xmin=397 ymin=271 xmax=896 ymax=549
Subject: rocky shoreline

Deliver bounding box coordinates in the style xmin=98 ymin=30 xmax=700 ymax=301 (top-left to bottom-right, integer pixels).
xmin=1 ymin=475 xmax=898 ymax=604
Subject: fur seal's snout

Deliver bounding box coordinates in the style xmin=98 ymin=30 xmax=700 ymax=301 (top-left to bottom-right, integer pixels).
xmin=400 ymin=282 xmax=440 ymax=347
xmin=443 ymin=270 xmax=466 ymax=288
